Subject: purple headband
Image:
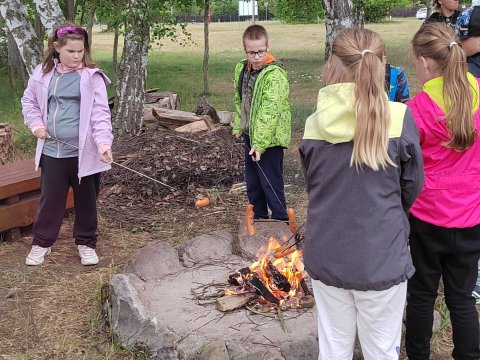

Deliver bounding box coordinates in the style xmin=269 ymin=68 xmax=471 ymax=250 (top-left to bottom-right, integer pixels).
xmin=56 ymin=26 xmax=86 ymax=38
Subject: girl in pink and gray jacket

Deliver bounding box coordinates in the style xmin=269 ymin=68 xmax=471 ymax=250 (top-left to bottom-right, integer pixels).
xmin=406 ymin=23 xmax=480 ymax=360
xmin=21 ymin=24 xmax=113 ymax=267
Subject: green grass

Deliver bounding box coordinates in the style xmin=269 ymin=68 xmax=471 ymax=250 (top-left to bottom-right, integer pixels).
xmin=1 ymin=19 xmax=423 ymax=159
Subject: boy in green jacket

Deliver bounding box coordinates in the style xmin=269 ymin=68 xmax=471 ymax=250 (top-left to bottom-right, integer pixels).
xmin=232 ymin=24 xmax=291 ymax=221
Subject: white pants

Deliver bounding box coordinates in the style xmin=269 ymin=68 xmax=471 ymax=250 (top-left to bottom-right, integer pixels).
xmin=311 ymin=279 xmax=407 ymax=360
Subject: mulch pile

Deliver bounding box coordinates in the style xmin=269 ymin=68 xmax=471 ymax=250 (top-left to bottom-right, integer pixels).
xmin=99 ymin=127 xmax=244 ymax=224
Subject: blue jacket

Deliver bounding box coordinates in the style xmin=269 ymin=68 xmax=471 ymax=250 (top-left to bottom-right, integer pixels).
xmin=386 ymin=64 xmax=410 ymax=104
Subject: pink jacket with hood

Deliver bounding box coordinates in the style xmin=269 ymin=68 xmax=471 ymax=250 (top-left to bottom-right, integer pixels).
xmin=22 ymin=63 xmax=113 ymax=180
xmin=408 ymin=74 xmax=480 ymax=228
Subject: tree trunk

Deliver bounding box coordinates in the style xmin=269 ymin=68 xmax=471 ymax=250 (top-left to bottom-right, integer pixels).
xmin=203 ymin=0 xmax=209 ymax=94
xmin=352 ymin=0 xmax=364 ymax=27
xmin=33 ymin=0 xmax=66 ymax=36
xmin=7 ymin=33 xmax=27 ymax=87
xmin=322 ymin=0 xmax=354 ymax=60
xmin=62 ymin=0 xmax=76 ymax=21
xmin=86 ymin=0 xmax=98 ymax=46
xmin=0 ymin=0 xmax=43 ymax=75
xmin=34 ymin=12 xmax=45 ymax=51
xmin=427 ymin=0 xmax=434 ymax=17
xmin=112 ymin=26 xmax=120 ymax=84
xmin=112 ymin=0 xmax=149 ymax=137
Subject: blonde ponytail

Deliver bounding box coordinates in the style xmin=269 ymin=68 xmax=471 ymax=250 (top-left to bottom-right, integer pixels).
xmin=324 ymin=27 xmax=394 ymax=171
xmin=412 ymin=23 xmax=477 ymax=151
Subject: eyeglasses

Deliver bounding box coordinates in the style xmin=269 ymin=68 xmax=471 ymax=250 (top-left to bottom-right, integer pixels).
xmin=245 ymin=49 xmax=267 ymax=58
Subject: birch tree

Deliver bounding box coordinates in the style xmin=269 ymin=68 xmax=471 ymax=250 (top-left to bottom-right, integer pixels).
xmin=0 ymin=0 xmax=43 ymax=75
xmin=33 ymin=0 xmax=66 ymax=36
xmin=322 ymin=0 xmax=354 ymax=60
xmin=203 ymin=0 xmax=210 ymax=94
xmin=110 ymin=0 xmax=192 ymax=137
xmin=112 ymin=0 xmax=150 ymax=137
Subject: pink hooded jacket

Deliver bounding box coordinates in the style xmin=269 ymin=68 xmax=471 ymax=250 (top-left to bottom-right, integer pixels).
xmin=408 ymin=75 xmax=480 ymax=228
xmin=22 ymin=63 xmax=113 ymax=180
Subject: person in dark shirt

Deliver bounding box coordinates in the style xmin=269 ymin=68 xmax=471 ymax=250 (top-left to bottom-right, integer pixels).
xmin=457 ymin=5 xmax=480 ymax=77
xmin=456 ymin=5 xmax=480 ymax=305
xmin=385 ymin=64 xmax=410 ymax=103
xmin=425 ymin=0 xmax=460 ymax=30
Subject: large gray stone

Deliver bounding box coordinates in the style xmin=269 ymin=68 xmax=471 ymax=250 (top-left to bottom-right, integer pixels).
xmin=126 ymin=242 xmax=182 ymax=280
xmin=176 ymin=230 xmax=233 ymax=267
xmin=108 ymin=230 xmax=319 ymax=359
xmin=109 ymin=274 xmax=177 ymax=359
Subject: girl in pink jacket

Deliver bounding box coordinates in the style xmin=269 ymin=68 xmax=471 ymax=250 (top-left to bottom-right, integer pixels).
xmin=21 ymin=24 xmax=113 ymax=267
xmin=406 ymin=23 xmax=480 ymax=360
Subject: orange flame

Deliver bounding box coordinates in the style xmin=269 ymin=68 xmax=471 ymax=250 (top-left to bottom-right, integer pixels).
xmin=248 ymin=236 xmax=305 ymax=303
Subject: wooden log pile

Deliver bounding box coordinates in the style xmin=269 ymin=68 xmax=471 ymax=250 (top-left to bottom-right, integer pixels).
xmin=0 ymin=123 xmax=12 ymax=165
xmin=142 ymin=92 xmax=233 ymax=132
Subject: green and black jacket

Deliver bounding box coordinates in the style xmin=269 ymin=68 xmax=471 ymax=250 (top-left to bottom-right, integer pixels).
xmin=232 ymin=58 xmax=291 ymax=153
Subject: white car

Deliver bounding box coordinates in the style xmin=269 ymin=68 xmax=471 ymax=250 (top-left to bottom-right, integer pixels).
xmin=416 ymin=7 xmax=427 ymax=20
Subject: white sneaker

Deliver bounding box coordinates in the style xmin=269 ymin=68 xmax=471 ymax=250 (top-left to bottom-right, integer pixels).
xmin=25 ymin=245 xmax=51 ymax=266
xmin=77 ymin=245 xmax=99 ymax=266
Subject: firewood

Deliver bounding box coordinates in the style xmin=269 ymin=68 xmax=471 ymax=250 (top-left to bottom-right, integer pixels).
xmin=228 ymin=267 xmax=252 ymax=286
xmin=174 ymin=120 xmax=209 ymax=133
xmin=300 ymin=278 xmax=312 ymax=296
xmin=152 ymin=108 xmax=211 ymax=127
xmin=247 ymin=275 xmax=280 ymax=305
xmin=267 ymin=261 xmax=291 ymax=292
xmin=216 ymin=293 xmax=258 ymax=312
xmin=194 ymin=96 xmax=220 ymax=123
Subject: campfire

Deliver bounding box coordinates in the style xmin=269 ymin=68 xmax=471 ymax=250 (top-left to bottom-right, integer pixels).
xmin=221 ymin=236 xmax=313 ymax=311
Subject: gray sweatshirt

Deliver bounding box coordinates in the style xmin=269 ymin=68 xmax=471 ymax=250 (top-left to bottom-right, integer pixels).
xmin=299 ymin=83 xmax=424 ymax=291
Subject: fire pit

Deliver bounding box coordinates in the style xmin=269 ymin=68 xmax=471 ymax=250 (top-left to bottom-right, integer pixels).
xmin=107 ymin=223 xmax=319 ymax=360
xmin=221 ymin=236 xmax=314 ymax=312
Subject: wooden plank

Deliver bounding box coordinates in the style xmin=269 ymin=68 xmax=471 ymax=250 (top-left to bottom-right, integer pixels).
xmin=215 ymin=293 xmax=258 ymax=312
xmin=0 ymin=159 xmax=40 ymax=200
xmin=0 ymin=189 xmax=74 ymax=233
xmin=152 ymin=108 xmax=206 ymax=126
xmin=174 ymin=120 xmax=209 ymax=133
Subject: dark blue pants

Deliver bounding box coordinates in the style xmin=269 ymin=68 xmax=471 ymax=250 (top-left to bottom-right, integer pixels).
xmin=244 ymin=134 xmax=287 ymax=220
xmin=406 ymin=215 xmax=480 ymax=360
xmin=32 ymin=155 xmax=98 ymax=249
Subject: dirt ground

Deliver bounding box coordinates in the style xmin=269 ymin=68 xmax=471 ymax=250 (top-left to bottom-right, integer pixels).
xmin=0 ymin=133 xmax=463 ymax=359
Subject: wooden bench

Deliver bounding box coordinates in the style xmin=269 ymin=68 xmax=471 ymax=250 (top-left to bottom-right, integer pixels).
xmin=0 ymin=159 xmax=74 ymax=241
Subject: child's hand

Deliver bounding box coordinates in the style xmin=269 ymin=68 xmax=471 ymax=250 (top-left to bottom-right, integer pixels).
xmin=235 ymin=133 xmax=242 ymax=141
xmin=33 ymin=128 xmax=50 ymax=139
xmin=249 ymin=147 xmax=261 ymax=162
xmin=100 ymin=149 xmax=113 ymax=163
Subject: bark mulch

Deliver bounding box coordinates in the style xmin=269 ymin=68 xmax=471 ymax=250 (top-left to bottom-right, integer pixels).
xmin=99 ymin=127 xmax=244 ymax=225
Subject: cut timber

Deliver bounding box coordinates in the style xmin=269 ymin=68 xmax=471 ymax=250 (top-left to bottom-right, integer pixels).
xmin=151 ymin=108 xmax=213 ymax=128
xmin=174 ymin=120 xmax=209 ymax=133
xmin=144 ymin=91 xmax=180 ymax=109
xmin=216 ymin=293 xmax=258 ymax=312
xmin=217 ymin=111 xmax=235 ymax=125
xmin=194 ymin=96 xmax=220 ymax=123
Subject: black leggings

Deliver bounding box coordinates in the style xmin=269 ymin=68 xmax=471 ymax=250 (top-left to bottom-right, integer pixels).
xmin=405 ymin=215 xmax=480 ymax=360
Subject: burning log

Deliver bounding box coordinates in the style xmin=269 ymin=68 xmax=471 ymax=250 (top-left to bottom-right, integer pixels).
xmin=247 ymin=275 xmax=280 ymax=305
xmin=267 ymin=261 xmax=291 ymax=293
xmin=300 ymin=278 xmax=312 ymax=296
xmin=228 ymin=267 xmax=252 ymax=286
